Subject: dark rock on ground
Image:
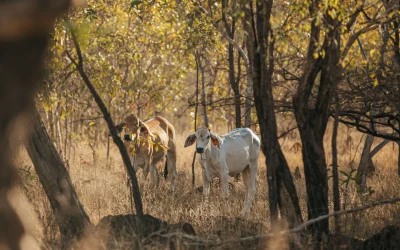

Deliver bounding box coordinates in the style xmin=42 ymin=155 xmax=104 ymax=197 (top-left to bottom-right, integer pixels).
xmin=95 ymin=214 xmax=197 ymax=249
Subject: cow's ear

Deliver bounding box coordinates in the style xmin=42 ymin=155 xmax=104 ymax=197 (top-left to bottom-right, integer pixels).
xmin=184 ymin=133 xmax=197 ymax=147
xmin=210 ymin=132 xmax=222 ymax=149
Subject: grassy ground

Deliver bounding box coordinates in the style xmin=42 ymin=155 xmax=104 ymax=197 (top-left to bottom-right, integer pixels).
xmin=12 ymin=122 xmax=400 ymax=249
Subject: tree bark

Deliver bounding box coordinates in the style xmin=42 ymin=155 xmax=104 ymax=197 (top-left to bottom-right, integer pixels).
xmin=251 ymin=0 xmax=303 ymax=229
xmin=24 ymin=107 xmax=91 ymax=247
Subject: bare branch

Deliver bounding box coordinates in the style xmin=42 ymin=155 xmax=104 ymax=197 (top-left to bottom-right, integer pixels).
xmin=152 ymin=196 xmax=400 ymax=246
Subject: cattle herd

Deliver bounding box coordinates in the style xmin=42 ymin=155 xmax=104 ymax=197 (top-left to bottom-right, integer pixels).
xmin=115 ymin=114 xmax=261 ymax=216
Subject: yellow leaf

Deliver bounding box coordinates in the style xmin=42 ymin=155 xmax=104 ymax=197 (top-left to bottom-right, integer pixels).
xmin=60 ymin=109 xmax=67 ymax=119
xmin=155 ymin=145 xmax=159 ymax=152
xmin=369 ymin=49 xmax=377 ymax=57
xmin=369 ymin=73 xmax=375 ymax=79
xmin=142 ymin=142 xmax=146 ymax=146
xmin=88 ymin=121 xmax=95 ymax=126
xmin=373 ymin=78 xmax=379 ymax=88
xmin=313 ymin=52 xmax=319 ymax=59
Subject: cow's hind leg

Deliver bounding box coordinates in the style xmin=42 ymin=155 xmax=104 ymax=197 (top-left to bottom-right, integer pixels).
xmin=166 ymin=143 xmax=177 ymax=193
xmin=241 ymin=166 xmax=250 ymax=214
xmin=243 ymin=160 xmax=258 ymax=216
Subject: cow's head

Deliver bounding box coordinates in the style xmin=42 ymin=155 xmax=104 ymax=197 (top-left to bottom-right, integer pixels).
xmin=124 ymin=114 xmax=142 ymax=133
xmin=184 ymin=127 xmax=222 ymax=154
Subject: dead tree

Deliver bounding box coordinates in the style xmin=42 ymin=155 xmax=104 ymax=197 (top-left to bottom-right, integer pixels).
xmin=24 ymin=107 xmax=91 ymax=247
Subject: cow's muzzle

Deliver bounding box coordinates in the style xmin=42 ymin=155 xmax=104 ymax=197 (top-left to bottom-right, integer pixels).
xmin=196 ymin=147 xmax=204 ymax=154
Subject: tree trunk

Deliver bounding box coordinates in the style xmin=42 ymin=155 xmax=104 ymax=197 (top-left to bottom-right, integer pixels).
xmin=398 ymin=142 xmax=400 ymax=176
xmin=293 ymin=0 xmax=342 ymax=240
xmin=48 ymin=107 xmax=55 ymax=139
xmin=251 ymin=0 xmax=303 ymax=229
xmin=24 ymin=107 xmax=91 ymax=247
xmin=228 ymin=44 xmax=242 ymax=129
xmin=0 ymin=1 xmax=70 ymax=249
xmin=192 ymin=51 xmax=201 ymax=188
xmin=356 ymin=135 xmax=374 ymax=191
xmin=244 ymin=3 xmax=254 ymax=128
xmin=199 ymin=57 xmax=209 ymax=128
xmin=332 ymin=94 xmax=341 ymax=234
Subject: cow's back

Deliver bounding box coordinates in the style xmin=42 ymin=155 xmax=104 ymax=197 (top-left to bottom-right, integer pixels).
xmin=220 ymin=128 xmax=260 ymax=172
xmin=145 ymin=116 xmax=175 ymax=144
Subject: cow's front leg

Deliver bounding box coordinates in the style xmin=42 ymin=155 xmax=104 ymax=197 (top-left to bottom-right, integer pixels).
xmin=150 ymin=164 xmax=159 ymax=187
xmin=220 ymin=166 xmax=229 ymax=197
xmin=202 ymin=170 xmax=211 ymax=197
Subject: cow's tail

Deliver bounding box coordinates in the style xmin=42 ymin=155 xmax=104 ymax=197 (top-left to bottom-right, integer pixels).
xmin=163 ymin=156 xmax=168 ymax=180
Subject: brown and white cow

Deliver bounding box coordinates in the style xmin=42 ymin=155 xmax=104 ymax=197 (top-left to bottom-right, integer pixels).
xmin=115 ymin=114 xmax=177 ymax=192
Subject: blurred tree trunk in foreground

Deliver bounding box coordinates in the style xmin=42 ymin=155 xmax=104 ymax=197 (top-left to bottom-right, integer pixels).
xmin=0 ymin=0 xmax=71 ymax=249
xmin=24 ymin=107 xmax=91 ymax=248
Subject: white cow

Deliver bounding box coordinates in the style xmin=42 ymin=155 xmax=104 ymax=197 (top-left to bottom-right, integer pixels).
xmin=184 ymin=127 xmax=260 ymax=215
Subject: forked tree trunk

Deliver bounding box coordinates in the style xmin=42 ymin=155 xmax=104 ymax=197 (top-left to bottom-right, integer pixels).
xmin=24 ymin=107 xmax=91 ymax=247
xmin=250 ymin=0 xmax=303 ymax=229
xmin=293 ymin=0 xmax=342 ymax=241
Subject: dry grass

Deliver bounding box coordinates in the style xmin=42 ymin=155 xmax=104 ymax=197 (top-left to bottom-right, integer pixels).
xmin=12 ymin=121 xmax=400 ymax=249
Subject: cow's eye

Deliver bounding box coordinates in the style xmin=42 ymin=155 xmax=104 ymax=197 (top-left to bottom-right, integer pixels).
xmin=206 ymin=135 xmax=210 ymax=139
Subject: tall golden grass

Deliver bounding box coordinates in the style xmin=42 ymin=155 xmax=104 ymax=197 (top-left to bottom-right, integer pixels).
xmin=12 ymin=120 xmax=400 ymax=249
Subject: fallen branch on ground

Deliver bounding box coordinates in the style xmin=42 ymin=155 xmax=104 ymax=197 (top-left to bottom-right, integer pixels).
xmin=151 ymin=196 xmax=400 ymax=246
